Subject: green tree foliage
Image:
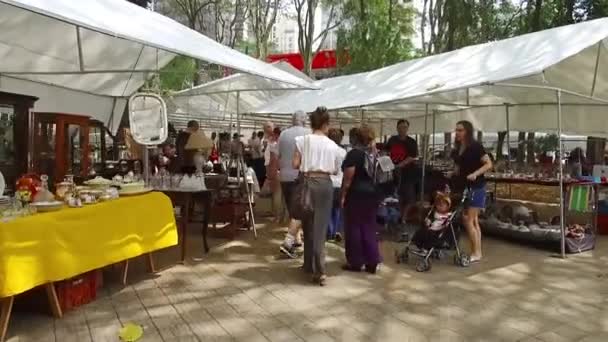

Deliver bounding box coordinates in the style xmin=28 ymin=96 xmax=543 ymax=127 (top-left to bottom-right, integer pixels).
xmin=422 ymin=0 xmax=607 ymax=56
xmin=159 ymin=56 xmax=197 ymax=92
xmin=336 ymin=0 xmax=416 ymax=74
xmin=535 ymin=134 xmax=559 ymax=154
xmin=580 ymin=0 xmax=608 ymax=19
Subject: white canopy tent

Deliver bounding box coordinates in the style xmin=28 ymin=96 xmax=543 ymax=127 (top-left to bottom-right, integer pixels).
xmin=255 ymin=18 xmax=608 ymax=258
xmin=254 ymin=18 xmax=608 ymax=134
xmin=0 ymin=0 xmax=316 ymax=133
xmin=168 ymin=61 xmax=314 ymax=132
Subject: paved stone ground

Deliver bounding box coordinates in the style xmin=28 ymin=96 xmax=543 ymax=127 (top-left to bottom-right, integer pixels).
xmin=6 ymin=220 xmax=608 ymax=342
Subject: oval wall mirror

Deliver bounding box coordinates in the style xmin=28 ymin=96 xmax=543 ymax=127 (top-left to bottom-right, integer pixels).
xmin=128 ymin=93 xmax=168 ymax=146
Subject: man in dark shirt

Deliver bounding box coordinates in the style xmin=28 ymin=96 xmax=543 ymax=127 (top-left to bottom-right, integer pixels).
xmin=385 ymin=119 xmax=419 ymax=223
xmin=175 ymin=120 xmax=199 ymax=173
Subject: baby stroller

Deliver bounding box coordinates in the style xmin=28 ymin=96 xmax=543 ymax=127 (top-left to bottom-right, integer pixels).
xmin=394 ymin=189 xmax=471 ymax=272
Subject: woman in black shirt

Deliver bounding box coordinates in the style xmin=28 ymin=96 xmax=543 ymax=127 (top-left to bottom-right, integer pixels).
xmin=451 ymin=120 xmax=493 ymax=263
xmin=340 ymin=125 xmax=382 ymax=274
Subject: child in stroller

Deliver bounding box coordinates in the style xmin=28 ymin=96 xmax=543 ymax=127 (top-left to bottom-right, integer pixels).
xmin=412 ymin=192 xmax=452 ymax=252
xmin=395 ymin=190 xmax=471 ymax=272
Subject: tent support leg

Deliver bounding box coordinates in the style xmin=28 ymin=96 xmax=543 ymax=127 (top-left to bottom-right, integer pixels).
xmin=421 ymin=104 xmax=429 ymax=203
xmin=590 ymin=42 xmax=602 ymax=97
xmin=236 ymin=91 xmax=241 ymax=135
xmin=235 ymin=91 xmax=257 ymax=238
xmin=505 ymin=104 xmax=510 ymax=170
xmin=556 ymin=90 xmax=566 ymax=259
xmin=76 ymin=26 xmax=85 ymax=71
xmin=432 ymin=110 xmax=436 ymax=161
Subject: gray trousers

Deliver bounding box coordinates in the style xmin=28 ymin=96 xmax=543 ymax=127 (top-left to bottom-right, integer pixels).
xmin=302 ymin=177 xmax=333 ymax=276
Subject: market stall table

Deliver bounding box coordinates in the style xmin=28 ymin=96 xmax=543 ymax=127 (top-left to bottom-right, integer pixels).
xmin=486 ymin=174 xmax=578 ymax=187
xmin=482 ymin=175 xmax=601 ymax=254
xmin=159 ymin=189 xmax=213 ymax=262
xmin=0 ymin=192 xmax=177 ymax=342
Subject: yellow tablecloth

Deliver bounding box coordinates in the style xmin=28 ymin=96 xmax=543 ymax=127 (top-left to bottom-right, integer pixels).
xmin=0 ymin=192 xmax=177 ymax=298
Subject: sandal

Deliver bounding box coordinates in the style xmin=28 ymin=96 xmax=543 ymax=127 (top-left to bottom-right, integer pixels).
xmin=469 ymin=256 xmax=482 ymax=264
xmin=312 ymin=274 xmax=327 ymax=286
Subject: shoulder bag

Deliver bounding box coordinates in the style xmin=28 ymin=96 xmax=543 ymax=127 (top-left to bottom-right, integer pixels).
xmin=291 ymin=135 xmax=314 ymax=220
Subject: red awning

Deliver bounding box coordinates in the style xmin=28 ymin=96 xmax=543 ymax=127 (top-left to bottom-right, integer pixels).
xmin=266 ymin=50 xmax=341 ymax=71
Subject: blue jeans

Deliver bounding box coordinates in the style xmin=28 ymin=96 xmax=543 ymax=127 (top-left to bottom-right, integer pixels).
xmin=328 ymin=188 xmax=342 ymax=238
xmin=328 ymin=207 xmax=342 ymax=238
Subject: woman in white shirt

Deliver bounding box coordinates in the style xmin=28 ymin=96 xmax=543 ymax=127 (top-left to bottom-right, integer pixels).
xmin=293 ymin=107 xmax=343 ymax=286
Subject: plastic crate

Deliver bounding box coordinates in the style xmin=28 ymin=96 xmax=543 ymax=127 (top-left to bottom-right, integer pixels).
xmin=55 ymin=270 xmax=100 ymax=311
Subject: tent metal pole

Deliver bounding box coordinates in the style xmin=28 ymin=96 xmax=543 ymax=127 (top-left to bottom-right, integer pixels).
xmin=505 ymin=104 xmax=511 ymax=169
xmin=174 ymin=87 xmax=308 ymax=97
xmin=557 ymin=90 xmax=566 ymax=259
xmin=76 ymin=26 xmax=85 ymax=71
xmin=421 ymin=104 xmax=429 ymax=202
xmin=236 ymin=91 xmax=241 ymax=135
xmin=432 ymin=110 xmax=436 ymax=161
xmin=590 ymin=42 xmax=602 ymax=97
xmin=1 ymin=69 xmax=163 ymax=75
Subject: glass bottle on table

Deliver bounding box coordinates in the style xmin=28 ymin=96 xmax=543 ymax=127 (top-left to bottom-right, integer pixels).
xmin=159 ymin=166 xmax=169 ymax=189
xmin=33 ymin=174 xmax=54 ymax=203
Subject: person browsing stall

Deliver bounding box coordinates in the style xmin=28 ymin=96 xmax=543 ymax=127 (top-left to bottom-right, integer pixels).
xmin=175 ymin=120 xmax=199 ymax=173
xmin=263 ymin=121 xmax=282 ymax=222
xmin=340 ymin=125 xmax=382 ymax=274
xmin=328 ymin=128 xmax=347 ymax=242
xmin=278 ymin=110 xmax=311 ymax=258
xmin=385 ymin=119 xmax=418 ymax=223
xmin=293 ymin=107 xmax=343 ymax=286
xmin=450 ymin=120 xmax=493 ymax=263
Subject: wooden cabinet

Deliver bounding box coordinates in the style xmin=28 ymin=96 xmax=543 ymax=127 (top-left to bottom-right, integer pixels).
xmin=0 ymin=91 xmax=114 ymax=189
xmin=32 ymin=113 xmax=91 ymax=185
xmin=89 ymin=120 xmax=109 ymax=176
xmin=0 ymin=91 xmax=38 ymax=192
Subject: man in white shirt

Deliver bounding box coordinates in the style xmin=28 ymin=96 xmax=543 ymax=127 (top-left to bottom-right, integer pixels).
xmin=278 ymin=110 xmax=311 ymax=258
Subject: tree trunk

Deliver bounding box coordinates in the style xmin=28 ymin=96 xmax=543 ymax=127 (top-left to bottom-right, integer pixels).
xmin=496 ymin=131 xmax=507 ymax=160
xmin=565 ymin=0 xmax=575 ymax=24
xmin=444 ymin=132 xmax=452 ymax=157
xmin=420 ymin=0 xmax=429 ymax=52
xmin=193 ymin=59 xmax=201 ymax=85
xmin=587 ymin=137 xmax=606 ymax=165
xmin=532 ymin=0 xmax=543 ymax=31
xmin=526 ymin=132 xmax=536 ymax=164
xmin=517 ymin=132 xmax=526 ymax=164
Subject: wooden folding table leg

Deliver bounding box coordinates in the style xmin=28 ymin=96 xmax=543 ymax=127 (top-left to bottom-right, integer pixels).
xmin=202 ymin=193 xmax=211 ymax=253
xmin=45 ymin=283 xmax=63 ymax=318
xmin=180 ymin=197 xmax=191 ymax=263
xmin=0 ymin=297 xmax=14 ymax=342
xmin=147 ymin=253 xmax=156 ymax=273
xmin=121 ymin=260 xmax=129 ymax=285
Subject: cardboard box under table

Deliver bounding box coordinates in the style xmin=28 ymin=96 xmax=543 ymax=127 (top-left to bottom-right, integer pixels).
xmin=0 ymin=192 xmax=178 ymax=342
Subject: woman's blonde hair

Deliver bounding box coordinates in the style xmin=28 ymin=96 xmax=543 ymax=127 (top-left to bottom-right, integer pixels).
xmin=357 ymin=124 xmax=376 ymax=146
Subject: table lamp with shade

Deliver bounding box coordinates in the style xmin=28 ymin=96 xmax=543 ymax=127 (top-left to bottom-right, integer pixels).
xmin=185 ymin=131 xmax=213 ymax=174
